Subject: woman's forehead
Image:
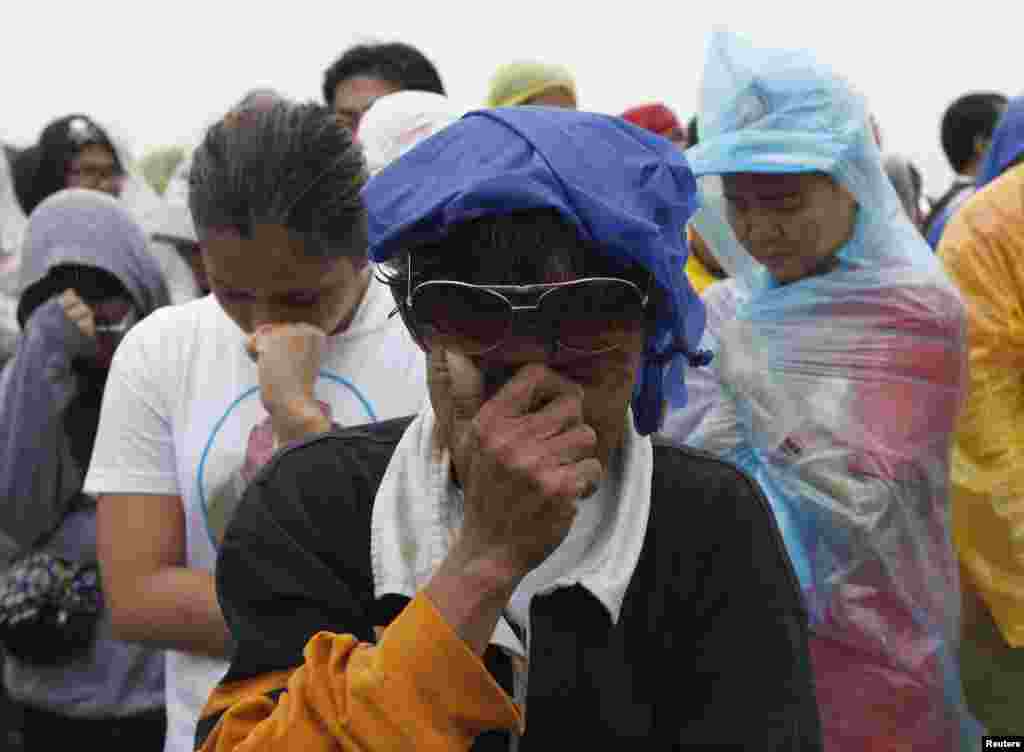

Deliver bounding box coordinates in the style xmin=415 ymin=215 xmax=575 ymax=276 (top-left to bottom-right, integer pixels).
xmin=201 ymin=223 xmax=351 ymax=290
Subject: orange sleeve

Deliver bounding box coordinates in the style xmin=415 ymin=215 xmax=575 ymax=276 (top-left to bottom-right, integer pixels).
xmin=199 ymin=592 xmax=522 ymax=752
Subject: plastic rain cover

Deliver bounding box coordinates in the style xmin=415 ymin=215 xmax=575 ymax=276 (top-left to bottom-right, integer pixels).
xmin=681 ymin=29 xmax=982 ymax=749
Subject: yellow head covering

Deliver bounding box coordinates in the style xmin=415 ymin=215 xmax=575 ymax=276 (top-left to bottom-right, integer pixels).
xmin=486 ymin=61 xmax=577 ymax=108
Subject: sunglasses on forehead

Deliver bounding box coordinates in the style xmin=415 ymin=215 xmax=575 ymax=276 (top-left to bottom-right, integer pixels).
xmin=402 ymin=256 xmax=652 ymax=357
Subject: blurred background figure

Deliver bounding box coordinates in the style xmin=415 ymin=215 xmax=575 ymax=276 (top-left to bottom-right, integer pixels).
xmin=138 ymin=146 xmax=188 ymax=196
xmin=884 ymin=153 xmax=927 ymax=230
xmin=621 ymin=102 xmax=688 ymax=148
xmin=486 ymin=60 xmax=577 ymax=108
xmin=14 ymin=116 xmax=124 ymax=216
xmin=936 ymin=97 xmax=1024 ymax=734
xmin=11 ymin=114 xmax=165 ymax=234
xmin=142 ymin=203 xmax=207 ymax=305
xmin=358 ymin=90 xmax=463 ymax=176
xmin=924 ymin=91 xmax=1008 ymax=248
xmin=322 ymin=42 xmax=445 ymax=136
xmin=0 ymin=148 xmax=26 ymax=368
xmin=679 ymin=117 xmax=726 ymax=296
xmin=973 ymin=94 xmax=1024 ymax=190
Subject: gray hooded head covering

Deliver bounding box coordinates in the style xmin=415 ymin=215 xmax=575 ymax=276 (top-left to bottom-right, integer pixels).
xmin=0 ymin=189 xmax=169 ymax=553
xmin=17 ymin=189 xmax=170 ymax=328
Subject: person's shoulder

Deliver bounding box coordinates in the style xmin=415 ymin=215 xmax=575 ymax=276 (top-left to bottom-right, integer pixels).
xmin=248 ymin=416 xmax=416 ymax=502
xmin=650 ymin=437 xmax=764 ymax=509
xmin=130 ymin=294 xmax=218 ymax=341
xmin=108 ymin=296 xmax=233 ymax=391
xmin=228 ymin=416 xmax=416 ymax=558
xmin=701 ymin=277 xmax=739 ymax=307
xmin=955 ymin=166 xmax=1024 ymax=233
xmin=648 ymin=439 xmax=802 ymax=592
xmin=939 ymin=173 xmax=1024 ymax=277
xmin=700 ymin=278 xmax=741 ymax=327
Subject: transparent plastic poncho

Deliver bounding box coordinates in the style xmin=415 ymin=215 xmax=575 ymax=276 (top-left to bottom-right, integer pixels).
xmin=681 ymin=29 xmax=982 ymax=748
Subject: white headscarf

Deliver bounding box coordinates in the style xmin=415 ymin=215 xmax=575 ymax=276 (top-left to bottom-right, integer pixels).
xmin=100 ymin=124 xmax=168 ymax=233
xmin=359 ymin=91 xmax=464 ymax=176
xmin=0 ymin=149 xmax=27 ymax=292
xmin=140 ymin=202 xmax=202 ymax=304
xmin=0 ymin=149 xmax=25 ymax=363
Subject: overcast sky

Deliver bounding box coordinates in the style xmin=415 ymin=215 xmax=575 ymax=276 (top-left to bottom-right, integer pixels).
xmin=3 ymin=1 xmax=1018 ymax=195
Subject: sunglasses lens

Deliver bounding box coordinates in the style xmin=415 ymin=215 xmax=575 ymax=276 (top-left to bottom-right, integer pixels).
xmin=411 ymin=283 xmax=511 ymax=355
xmin=545 ymin=280 xmax=644 ymax=353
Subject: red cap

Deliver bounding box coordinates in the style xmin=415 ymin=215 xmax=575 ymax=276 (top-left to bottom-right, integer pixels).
xmin=621 ymin=103 xmax=683 ymax=140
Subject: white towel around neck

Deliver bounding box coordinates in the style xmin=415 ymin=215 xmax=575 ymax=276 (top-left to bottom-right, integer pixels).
xmin=371 ymin=406 xmax=653 ymax=656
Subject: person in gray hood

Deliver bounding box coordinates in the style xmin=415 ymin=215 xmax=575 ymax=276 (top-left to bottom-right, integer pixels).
xmin=0 ymin=189 xmax=168 ymax=750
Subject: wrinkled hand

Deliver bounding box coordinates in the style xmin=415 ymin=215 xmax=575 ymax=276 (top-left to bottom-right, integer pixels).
xmin=58 ymin=289 xmax=96 ymax=339
xmin=247 ymin=323 xmax=328 ymax=443
xmin=441 ymin=349 xmax=604 ymax=580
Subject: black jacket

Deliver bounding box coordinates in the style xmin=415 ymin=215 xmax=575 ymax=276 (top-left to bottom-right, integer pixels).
xmin=202 ymin=417 xmax=823 ymax=750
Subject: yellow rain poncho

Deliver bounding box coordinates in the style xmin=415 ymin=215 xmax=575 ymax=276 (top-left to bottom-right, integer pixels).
xmin=938 ymin=162 xmax=1024 ymax=648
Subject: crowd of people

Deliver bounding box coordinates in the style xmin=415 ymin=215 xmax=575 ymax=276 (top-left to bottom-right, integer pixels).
xmin=0 ymin=28 xmax=1019 ymax=751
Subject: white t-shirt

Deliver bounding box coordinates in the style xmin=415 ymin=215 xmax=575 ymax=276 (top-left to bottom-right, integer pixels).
xmin=84 ymin=275 xmax=427 ymax=752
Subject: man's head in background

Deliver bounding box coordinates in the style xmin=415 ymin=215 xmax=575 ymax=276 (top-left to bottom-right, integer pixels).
xmin=322 ymin=42 xmax=445 ymax=136
xmin=941 ymin=92 xmax=1008 ymax=177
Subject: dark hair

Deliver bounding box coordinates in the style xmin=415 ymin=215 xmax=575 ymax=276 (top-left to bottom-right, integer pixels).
xmin=322 ymin=42 xmax=445 ymax=107
xmin=941 ymin=92 xmax=1008 ymax=173
xmin=18 ymin=264 xmax=127 ymax=328
xmin=380 ymin=208 xmax=660 ymax=336
xmin=686 ymin=116 xmax=699 ymax=147
xmin=234 ymin=88 xmax=284 ymax=111
xmin=18 ymin=115 xmax=122 ymax=215
xmin=188 ymin=101 xmax=368 ymax=260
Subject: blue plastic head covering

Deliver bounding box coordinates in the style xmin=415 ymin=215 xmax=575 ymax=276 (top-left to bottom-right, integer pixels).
xmin=687 ymin=28 xmax=939 ymax=296
xmin=976 ymin=94 xmax=1024 ymax=189
xmin=364 ymin=106 xmax=707 ymax=435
